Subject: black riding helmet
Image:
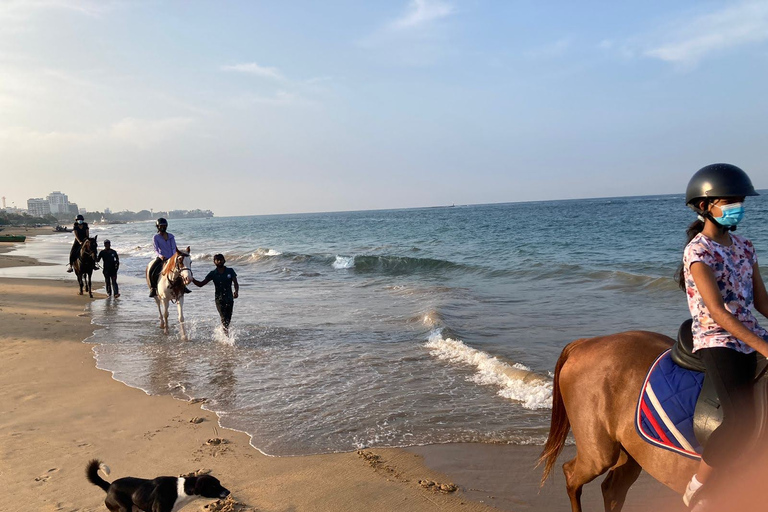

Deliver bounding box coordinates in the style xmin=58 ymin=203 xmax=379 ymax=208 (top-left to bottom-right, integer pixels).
xmin=76 ymin=214 xmax=84 ymax=221
xmin=685 ymin=163 xmax=759 ymax=207
xmin=156 ymin=217 xmax=168 ymax=228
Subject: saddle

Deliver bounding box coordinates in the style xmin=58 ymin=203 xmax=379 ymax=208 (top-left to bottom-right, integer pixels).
xmin=669 ymin=319 xmax=768 ymax=446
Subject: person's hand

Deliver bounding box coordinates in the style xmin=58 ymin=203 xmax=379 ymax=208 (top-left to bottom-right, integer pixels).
xmin=233 ymin=290 xmax=239 ymax=299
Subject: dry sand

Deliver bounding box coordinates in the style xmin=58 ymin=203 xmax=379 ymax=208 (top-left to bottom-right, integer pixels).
xmin=0 ymin=236 xmax=689 ymax=512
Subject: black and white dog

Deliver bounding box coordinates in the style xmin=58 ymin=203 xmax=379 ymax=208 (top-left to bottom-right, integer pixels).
xmin=86 ymin=459 xmax=230 ymax=512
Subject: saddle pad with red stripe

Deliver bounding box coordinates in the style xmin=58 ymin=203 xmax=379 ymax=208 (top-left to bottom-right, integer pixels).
xmin=635 ymin=349 xmax=705 ymax=459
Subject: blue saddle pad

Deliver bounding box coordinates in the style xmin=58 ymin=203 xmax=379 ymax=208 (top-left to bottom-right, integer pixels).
xmin=635 ymin=349 xmax=705 ymax=459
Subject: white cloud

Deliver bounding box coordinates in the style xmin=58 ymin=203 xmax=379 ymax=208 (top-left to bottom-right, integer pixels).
xmin=0 ymin=117 xmax=195 ymax=152
xmin=644 ymin=0 xmax=768 ymax=65
xmin=389 ymin=0 xmax=456 ymax=30
xmin=221 ymin=62 xmax=285 ymax=81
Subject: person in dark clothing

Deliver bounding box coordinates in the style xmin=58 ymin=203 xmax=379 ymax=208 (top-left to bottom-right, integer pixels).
xmin=97 ymin=239 xmax=120 ymax=297
xmin=192 ymin=254 xmax=239 ymax=334
xmin=67 ymin=214 xmax=89 ymax=273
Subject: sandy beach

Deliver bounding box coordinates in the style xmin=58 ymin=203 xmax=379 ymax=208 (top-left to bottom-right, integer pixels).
xmin=0 ymin=234 xmax=687 ymax=512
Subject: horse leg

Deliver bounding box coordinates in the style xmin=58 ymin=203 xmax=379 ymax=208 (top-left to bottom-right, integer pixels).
xmin=77 ymin=273 xmax=84 ymax=295
xmin=155 ymin=297 xmax=166 ymax=331
xmin=177 ymin=297 xmax=187 ymax=341
xmin=562 ymin=438 xmax=621 ymax=512
xmin=600 ymin=450 xmax=642 ymax=512
xmin=162 ymin=300 xmax=170 ymax=334
xmin=87 ymin=272 xmax=93 ymax=298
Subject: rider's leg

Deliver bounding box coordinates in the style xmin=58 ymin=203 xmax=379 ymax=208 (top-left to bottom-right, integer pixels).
xmin=685 ymin=348 xmax=757 ymax=506
xmin=67 ymin=242 xmax=79 ymax=272
xmin=149 ymin=258 xmax=162 ymax=297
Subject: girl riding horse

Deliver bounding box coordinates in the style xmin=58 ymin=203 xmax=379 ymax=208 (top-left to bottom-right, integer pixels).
xmin=676 ymin=164 xmax=768 ymax=508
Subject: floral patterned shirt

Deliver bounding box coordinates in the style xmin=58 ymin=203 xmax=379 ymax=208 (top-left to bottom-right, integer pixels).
xmin=683 ymin=233 xmax=768 ymax=353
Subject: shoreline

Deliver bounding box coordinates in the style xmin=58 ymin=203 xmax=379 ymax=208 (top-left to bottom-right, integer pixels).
xmin=0 ymin=234 xmax=683 ymax=511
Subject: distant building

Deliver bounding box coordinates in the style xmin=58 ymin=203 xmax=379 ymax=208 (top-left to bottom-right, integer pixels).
xmin=79 ymin=207 xmax=87 ymax=215
xmin=47 ymin=191 xmax=70 ymax=215
xmin=69 ymin=203 xmax=80 ymax=216
xmin=27 ymin=198 xmax=51 ymax=217
xmin=104 ymin=207 xmax=111 ymax=215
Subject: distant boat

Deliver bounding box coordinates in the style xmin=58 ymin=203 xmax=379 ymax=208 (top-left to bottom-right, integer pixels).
xmin=0 ymin=235 xmax=26 ymax=242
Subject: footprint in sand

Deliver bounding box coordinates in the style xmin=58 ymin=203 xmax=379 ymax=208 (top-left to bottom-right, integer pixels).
xmin=35 ymin=468 xmax=59 ymax=482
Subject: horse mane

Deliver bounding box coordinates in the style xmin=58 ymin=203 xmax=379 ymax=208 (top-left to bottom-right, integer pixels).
xmin=161 ymin=253 xmax=178 ymax=276
xmin=161 ymin=250 xmax=190 ymax=276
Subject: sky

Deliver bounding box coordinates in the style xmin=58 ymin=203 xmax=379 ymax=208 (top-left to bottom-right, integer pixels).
xmin=2 ymin=0 xmax=768 ymax=216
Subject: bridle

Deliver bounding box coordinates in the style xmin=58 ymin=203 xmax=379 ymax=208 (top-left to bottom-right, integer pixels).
xmin=165 ymin=253 xmax=192 ymax=287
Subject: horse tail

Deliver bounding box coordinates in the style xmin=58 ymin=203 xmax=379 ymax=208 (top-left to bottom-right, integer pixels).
xmin=537 ymin=339 xmax=583 ymax=487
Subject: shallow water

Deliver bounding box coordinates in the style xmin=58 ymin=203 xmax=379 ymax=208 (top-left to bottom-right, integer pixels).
xmin=6 ymin=194 xmax=768 ymax=456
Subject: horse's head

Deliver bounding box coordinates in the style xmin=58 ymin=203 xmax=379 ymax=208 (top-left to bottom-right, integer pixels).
xmin=176 ymin=246 xmax=193 ymax=285
xmin=82 ymin=236 xmax=98 ymax=259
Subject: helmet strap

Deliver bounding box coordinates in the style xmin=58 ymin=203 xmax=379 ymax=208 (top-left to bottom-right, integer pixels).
xmin=693 ymin=202 xmax=736 ymax=233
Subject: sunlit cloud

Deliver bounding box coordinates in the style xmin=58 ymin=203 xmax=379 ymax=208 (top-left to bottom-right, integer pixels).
xmin=389 ymin=0 xmax=456 ymax=30
xmin=0 ymin=117 xmax=195 ymax=152
xmin=221 ymin=62 xmax=285 ymax=81
xmin=644 ymin=0 xmax=768 ymax=66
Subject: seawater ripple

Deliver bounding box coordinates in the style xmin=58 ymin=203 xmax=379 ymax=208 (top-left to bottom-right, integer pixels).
xmin=67 ymin=194 xmax=768 ymax=456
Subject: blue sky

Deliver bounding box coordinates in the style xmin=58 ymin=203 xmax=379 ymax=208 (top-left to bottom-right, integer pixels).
xmin=2 ymin=0 xmax=768 ymax=216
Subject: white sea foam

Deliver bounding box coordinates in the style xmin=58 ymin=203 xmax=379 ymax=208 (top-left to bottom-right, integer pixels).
xmin=332 ymin=255 xmax=355 ymax=269
xmin=425 ymin=330 xmax=553 ymax=410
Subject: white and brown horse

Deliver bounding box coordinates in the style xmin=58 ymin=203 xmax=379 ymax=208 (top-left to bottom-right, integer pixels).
xmin=145 ymin=248 xmax=193 ymax=340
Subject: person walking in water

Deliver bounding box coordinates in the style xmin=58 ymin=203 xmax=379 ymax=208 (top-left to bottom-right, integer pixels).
xmin=193 ymin=254 xmax=239 ymax=334
xmin=676 ymin=163 xmax=768 ymax=510
xmin=97 ymin=239 xmax=120 ymax=297
xmin=66 ymin=214 xmax=89 ymax=273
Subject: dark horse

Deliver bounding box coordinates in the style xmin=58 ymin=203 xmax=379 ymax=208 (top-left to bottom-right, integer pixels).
xmin=538 ymin=331 xmax=697 ymax=512
xmin=74 ymin=235 xmax=98 ymax=298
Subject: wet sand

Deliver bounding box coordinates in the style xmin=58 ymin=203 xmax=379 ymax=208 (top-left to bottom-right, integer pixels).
xmin=0 ymin=235 xmax=688 ymax=511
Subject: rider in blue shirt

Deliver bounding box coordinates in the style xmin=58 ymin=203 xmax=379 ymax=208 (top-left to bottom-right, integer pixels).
xmin=148 ymin=217 xmax=189 ymax=297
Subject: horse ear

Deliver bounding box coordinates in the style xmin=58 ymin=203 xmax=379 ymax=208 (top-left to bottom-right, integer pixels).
xmin=94 ymin=235 xmax=98 ymax=241
xmin=186 ymin=246 xmax=191 ymax=253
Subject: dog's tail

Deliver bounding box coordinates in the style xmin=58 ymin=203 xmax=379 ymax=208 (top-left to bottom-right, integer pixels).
xmin=86 ymin=459 xmax=112 ymax=492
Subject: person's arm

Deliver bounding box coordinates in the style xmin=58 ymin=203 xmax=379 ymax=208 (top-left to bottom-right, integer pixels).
xmin=691 ymin=261 xmax=768 ymax=357
xmin=192 ymin=276 xmax=212 ymax=287
xmin=233 ymin=276 xmax=239 ymax=299
xmin=752 ymin=263 xmax=768 ymax=319
xmin=169 ymin=233 xmax=177 ymax=253
xmin=96 ymin=250 xmax=102 ymax=263
xmin=153 ymin=234 xmax=163 ymax=259
xmin=114 ymin=251 xmax=119 ymax=271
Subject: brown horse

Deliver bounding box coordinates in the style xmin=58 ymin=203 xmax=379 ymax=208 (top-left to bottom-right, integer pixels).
xmin=74 ymin=235 xmax=98 ymax=298
xmin=538 ymin=331 xmax=698 ymax=512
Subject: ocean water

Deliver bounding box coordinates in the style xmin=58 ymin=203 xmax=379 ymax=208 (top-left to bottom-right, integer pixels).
xmin=7 ymin=194 xmax=768 ymax=456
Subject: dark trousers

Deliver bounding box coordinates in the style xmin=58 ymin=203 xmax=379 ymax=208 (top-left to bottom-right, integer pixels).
xmin=70 ymin=241 xmax=82 ymax=265
xmin=699 ymin=347 xmax=758 ymax=468
xmin=216 ymin=298 xmax=234 ymax=329
xmin=149 ymin=257 xmax=163 ymax=290
xmin=104 ymin=271 xmax=119 ymax=296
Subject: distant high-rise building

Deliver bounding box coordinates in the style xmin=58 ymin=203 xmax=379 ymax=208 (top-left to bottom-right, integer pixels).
xmin=47 ymin=191 xmax=70 ymax=215
xmin=27 ymin=198 xmax=51 ymax=217
xmin=104 ymin=207 xmax=111 ymax=215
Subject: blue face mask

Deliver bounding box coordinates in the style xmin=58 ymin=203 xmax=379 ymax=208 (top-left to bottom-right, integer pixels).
xmin=77 ymin=220 xmax=84 ymax=224
xmin=712 ymin=202 xmax=745 ymax=227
